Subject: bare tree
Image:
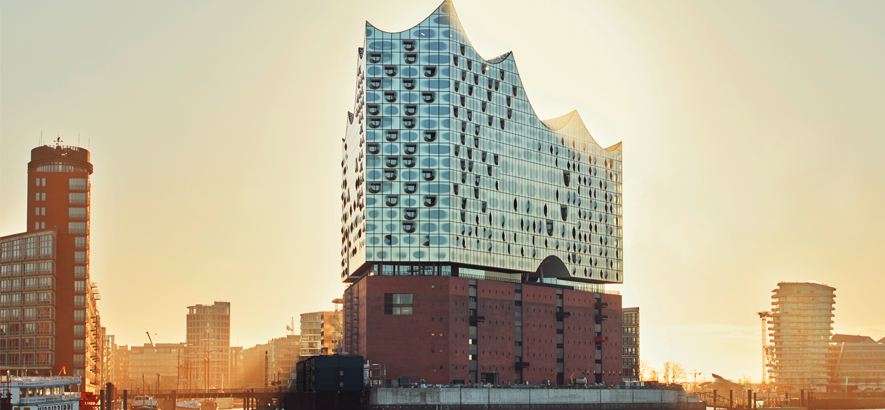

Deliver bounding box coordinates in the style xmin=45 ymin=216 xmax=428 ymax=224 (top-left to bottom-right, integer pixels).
xmin=661 ymin=361 xmax=687 ymax=384
xmin=640 ymin=360 xmax=655 ymax=382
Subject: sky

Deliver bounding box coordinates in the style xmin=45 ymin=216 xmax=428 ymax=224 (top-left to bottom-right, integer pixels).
xmin=2 ymin=0 xmax=884 ymax=382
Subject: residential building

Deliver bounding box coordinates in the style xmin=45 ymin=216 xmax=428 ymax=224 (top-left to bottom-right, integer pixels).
xmin=299 ymin=311 xmax=342 ymax=357
xmin=768 ymin=282 xmax=836 ymax=391
xmin=129 ymin=343 xmax=186 ymax=392
xmin=828 ymin=334 xmax=885 ymax=392
xmin=622 ymin=307 xmax=639 ymax=382
xmin=0 ymin=143 xmax=104 ymax=392
xmin=186 ymin=301 xmax=231 ymax=391
xmin=340 ymin=1 xmax=624 ymax=385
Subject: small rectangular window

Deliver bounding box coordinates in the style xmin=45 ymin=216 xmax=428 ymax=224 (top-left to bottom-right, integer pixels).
xmin=41 ymin=208 xmax=45 ymax=216
xmin=36 ymin=193 xmax=40 ymax=201
xmin=40 ymin=222 xmax=45 ymax=230
xmin=36 ymin=178 xmax=41 ymax=186
xmin=384 ymin=293 xmax=414 ymax=315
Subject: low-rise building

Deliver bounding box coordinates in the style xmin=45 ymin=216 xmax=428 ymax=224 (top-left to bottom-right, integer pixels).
xmin=300 ymin=311 xmax=342 ymax=357
xmin=828 ymin=334 xmax=885 ymax=392
xmin=129 ymin=343 xmax=186 ymax=392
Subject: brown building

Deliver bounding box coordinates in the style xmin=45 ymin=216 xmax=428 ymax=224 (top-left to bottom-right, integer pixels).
xmin=241 ymin=335 xmax=300 ymax=388
xmin=115 ymin=344 xmax=132 ymax=388
xmin=0 ymin=144 xmax=104 ymax=392
xmin=129 ymin=343 xmax=186 ymax=392
xmin=344 ymin=275 xmax=623 ymax=385
xmin=299 ymin=311 xmax=342 ymax=357
xmin=186 ymin=301 xmax=231 ymax=390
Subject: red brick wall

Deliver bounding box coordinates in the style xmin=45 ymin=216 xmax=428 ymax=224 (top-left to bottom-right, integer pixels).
xmin=345 ymin=275 xmax=624 ymax=386
xmin=27 ymin=169 xmax=83 ymax=377
xmin=474 ymin=280 xmax=516 ymax=383
xmin=600 ymin=293 xmax=623 ymax=385
xmin=562 ymin=289 xmax=595 ymax=382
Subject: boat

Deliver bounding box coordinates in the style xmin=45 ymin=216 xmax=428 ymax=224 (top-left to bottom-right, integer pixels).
xmin=130 ymin=395 xmax=158 ymax=410
xmin=198 ymin=400 xmax=216 ymax=410
xmin=1 ymin=375 xmax=83 ymax=410
xmin=175 ymin=400 xmax=200 ymax=410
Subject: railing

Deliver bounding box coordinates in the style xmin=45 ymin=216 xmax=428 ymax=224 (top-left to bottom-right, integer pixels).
xmin=17 ymin=393 xmax=81 ymax=404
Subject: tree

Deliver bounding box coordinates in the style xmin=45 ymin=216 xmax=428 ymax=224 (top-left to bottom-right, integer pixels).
xmin=640 ymin=360 xmax=657 ymax=382
xmin=661 ymin=361 xmax=687 ymax=384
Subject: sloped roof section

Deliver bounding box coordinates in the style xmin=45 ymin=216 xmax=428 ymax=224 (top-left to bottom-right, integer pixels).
xmin=543 ymin=110 xmax=622 ymax=152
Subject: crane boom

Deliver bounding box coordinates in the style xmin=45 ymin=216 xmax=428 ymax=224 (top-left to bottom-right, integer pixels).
xmin=146 ymin=331 xmax=155 ymax=347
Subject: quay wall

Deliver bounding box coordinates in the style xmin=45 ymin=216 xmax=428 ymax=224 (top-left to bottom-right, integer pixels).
xmin=368 ymin=387 xmax=705 ymax=410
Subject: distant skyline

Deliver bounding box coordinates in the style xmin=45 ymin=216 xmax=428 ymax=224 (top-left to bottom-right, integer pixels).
xmin=2 ymin=0 xmax=884 ymax=381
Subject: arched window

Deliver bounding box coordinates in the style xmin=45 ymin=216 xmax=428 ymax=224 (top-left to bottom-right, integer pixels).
xmin=403 ymin=118 xmax=416 ymax=128
xmin=385 ymin=195 xmax=399 ymax=206
xmin=422 ymin=92 xmax=435 ymax=103
xmin=367 ymin=104 xmax=380 ymax=115
xmin=424 ymin=66 xmax=437 ymax=77
xmin=386 ymin=131 xmax=398 ymax=142
xmin=385 ymin=156 xmax=398 ymax=167
xmin=404 ymin=105 xmax=417 ymax=116
xmin=384 ymin=169 xmax=397 ymax=181
xmin=404 ymin=54 xmax=417 ymax=64
xmin=369 ymin=79 xmax=381 ymax=89
xmin=367 ymin=143 xmax=380 ymax=155
xmin=369 ymin=53 xmax=381 ymax=64
xmin=422 ymin=169 xmax=436 ymax=181
xmin=403 ymin=79 xmax=416 ymax=90
xmin=404 ymin=183 xmax=417 ymax=194
xmin=403 ymin=40 xmax=416 ymax=51
xmin=384 ymin=92 xmax=397 ymax=103
xmin=384 ymin=66 xmax=397 ymax=77
xmin=368 ymin=183 xmax=381 ymax=193
xmin=402 ymin=157 xmax=416 ymax=168
xmin=403 ymin=144 xmax=417 ymax=155
xmin=368 ymin=117 xmax=381 ymax=128
xmin=423 ymin=195 xmax=437 ymax=207
xmin=423 ymin=131 xmax=436 ymax=142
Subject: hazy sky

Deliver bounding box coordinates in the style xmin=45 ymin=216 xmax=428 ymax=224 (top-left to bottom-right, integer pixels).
xmin=2 ymin=0 xmax=884 ymax=381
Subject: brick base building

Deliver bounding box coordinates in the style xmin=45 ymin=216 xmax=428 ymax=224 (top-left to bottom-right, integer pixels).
xmin=344 ymin=275 xmax=623 ymax=386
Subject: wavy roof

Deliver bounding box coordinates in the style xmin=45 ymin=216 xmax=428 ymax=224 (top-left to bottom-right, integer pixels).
xmin=367 ymin=0 xmax=622 ymax=154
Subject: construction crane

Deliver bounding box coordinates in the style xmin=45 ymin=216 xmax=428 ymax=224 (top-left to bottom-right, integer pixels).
xmin=146 ymin=331 xmax=155 ymax=347
xmin=758 ymin=311 xmax=773 ymax=385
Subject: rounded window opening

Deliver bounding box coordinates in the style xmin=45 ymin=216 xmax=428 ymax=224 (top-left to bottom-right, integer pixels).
xmin=424 ymin=66 xmax=437 ymax=77
xmin=403 ymin=79 xmax=416 ymax=90
xmin=423 ymin=195 xmax=437 ymax=207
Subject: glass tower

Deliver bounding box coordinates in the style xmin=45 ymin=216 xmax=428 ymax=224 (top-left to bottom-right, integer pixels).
xmin=341 ymin=1 xmax=623 ymax=287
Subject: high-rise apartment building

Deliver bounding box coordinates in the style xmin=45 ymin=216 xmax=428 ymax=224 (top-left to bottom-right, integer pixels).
xmin=0 ymin=143 xmax=104 ymax=392
xmin=768 ymin=282 xmax=836 ymax=390
xmin=186 ymin=301 xmax=231 ymax=390
xmin=341 ymin=1 xmax=625 ymax=385
xmin=622 ymin=307 xmax=640 ymax=382
xmin=299 ymin=311 xmax=343 ymax=357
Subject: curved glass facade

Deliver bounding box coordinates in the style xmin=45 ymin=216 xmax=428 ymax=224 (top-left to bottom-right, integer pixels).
xmin=341 ymin=1 xmax=623 ymax=285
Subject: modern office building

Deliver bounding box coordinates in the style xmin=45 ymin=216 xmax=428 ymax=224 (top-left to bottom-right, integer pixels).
xmin=768 ymin=282 xmax=836 ymax=391
xmin=129 ymin=343 xmax=186 ymax=391
xmin=0 ymin=143 xmax=104 ymax=392
xmin=341 ymin=1 xmax=624 ymax=385
xmin=622 ymin=307 xmax=639 ymax=382
xmin=186 ymin=301 xmax=231 ymax=390
xmin=828 ymin=334 xmax=885 ymax=392
xmin=299 ymin=311 xmax=342 ymax=357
